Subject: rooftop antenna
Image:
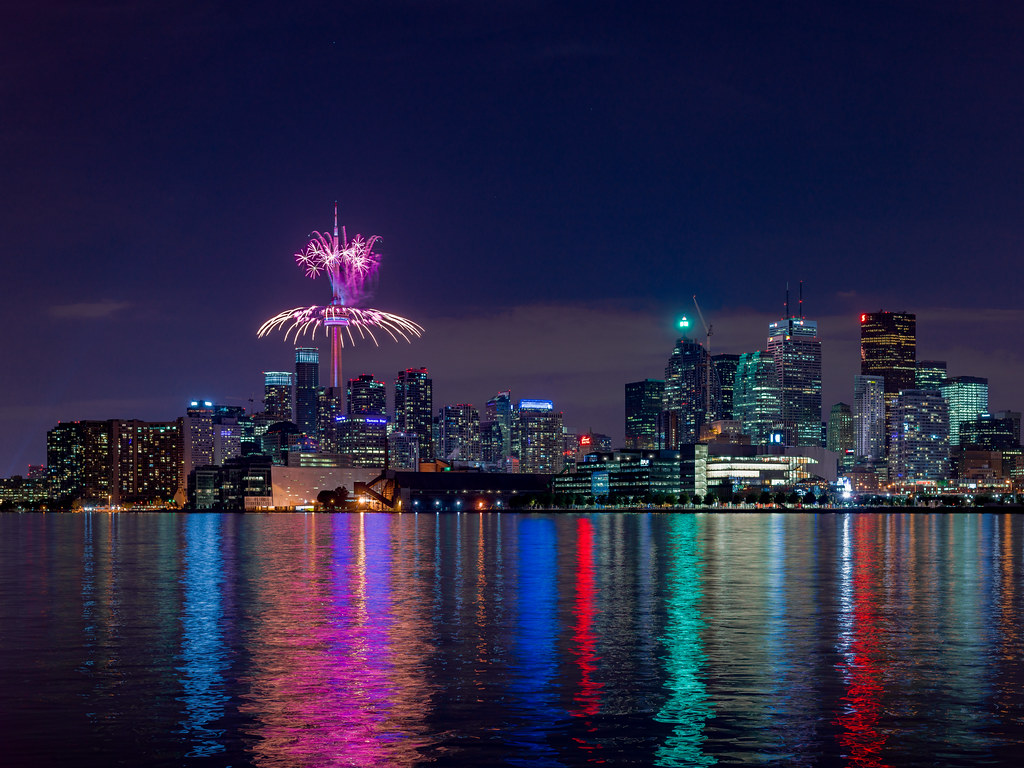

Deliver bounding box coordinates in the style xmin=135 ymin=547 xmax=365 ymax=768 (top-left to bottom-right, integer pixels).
xmin=785 ymin=283 xmax=790 ymax=319
xmin=799 ymin=280 xmax=804 ymax=319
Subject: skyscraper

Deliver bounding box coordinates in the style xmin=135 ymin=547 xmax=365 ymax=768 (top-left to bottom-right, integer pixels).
xmin=317 ymin=386 xmax=343 ymax=453
xmin=395 ymin=368 xmax=433 ymax=460
xmin=437 ymin=404 xmax=481 ymax=462
xmin=711 ymin=354 xmax=741 ymax=420
xmin=514 ymin=399 xmax=564 ymax=474
xmin=294 ymin=347 xmax=320 ymax=439
xmin=338 ymin=414 xmax=388 ymax=467
xmin=915 ymin=360 xmax=947 ymax=391
xmin=733 ymin=351 xmax=780 ymax=445
xmin=767 ymin=316 xmax=822 ymax=446
xmin=890 ymin=390 xmax=949 ymax=482
xmin=484 ymin=390 xmax=513 ymax=459
xmin=663 ymin=327 xmax=718 ymax=444
xmin=940 ymin=376 xmax=989 ymax=447
xmin=827 ymin=402 xmax=854 ymax=469
xmin=182 ymin=401 xmax=215 ymax=483
xmin=860 ymin=311 xmax=916 ymax=443
xmin=263 ymin=371 xmax=294 ymax=422
xmin=625 ymin=379 xmax=664 ymax=450
xmin=853 ymin=375 xmax=885 ymax=462
xmin=47 ymin=419 xmax=183 ymax=506
xmin=347 ymin=374 xmax=387 ymax=416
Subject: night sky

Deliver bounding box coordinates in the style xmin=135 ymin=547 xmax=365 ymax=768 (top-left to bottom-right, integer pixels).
xmin=3 ymin=1 xmax=1023 ymax=474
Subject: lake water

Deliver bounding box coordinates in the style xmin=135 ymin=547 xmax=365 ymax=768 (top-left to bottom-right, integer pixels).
xmin=2 ymin=511 xmax=1023 ymax=767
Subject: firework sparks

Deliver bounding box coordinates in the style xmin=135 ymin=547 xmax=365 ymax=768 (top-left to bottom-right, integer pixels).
xmin=259 ymin=205 xmax=423 ymax=388
xmin=295 ymin=230 xmax=381 ymax=306
xmin=258 ymin=305 xmax=423 ymax=346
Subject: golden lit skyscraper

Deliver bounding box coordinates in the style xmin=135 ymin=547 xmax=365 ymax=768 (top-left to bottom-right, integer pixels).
xmin=860 ymin=311 xmax=916 ymax=444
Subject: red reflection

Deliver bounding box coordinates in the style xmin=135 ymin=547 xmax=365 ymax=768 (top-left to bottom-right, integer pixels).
xmin=571 ymin=518 xmax=602 ymax=723
xmin=837 ymin=517 xmax=890 ymax=767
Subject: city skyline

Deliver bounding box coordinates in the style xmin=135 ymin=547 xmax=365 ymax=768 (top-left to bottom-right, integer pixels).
xmin=4 ymin=2 xmax=1024 ymax=473
xmin=3 ymin=299 xmax=1023 ymax=474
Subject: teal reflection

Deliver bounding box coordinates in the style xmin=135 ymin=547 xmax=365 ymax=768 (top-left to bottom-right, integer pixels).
xmin=655 ymin=515 xmax=714 ymax=767
xmin=178 ymin=514 xmax=228 ymax=757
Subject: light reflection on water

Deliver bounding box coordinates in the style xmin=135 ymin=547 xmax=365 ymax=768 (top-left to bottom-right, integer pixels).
xmin=2 ymin=512 xmax=1024 ymax=766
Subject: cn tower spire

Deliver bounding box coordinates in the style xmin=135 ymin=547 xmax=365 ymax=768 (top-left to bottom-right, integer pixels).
xmin=333 ymin=200 xmax=338 ymax=239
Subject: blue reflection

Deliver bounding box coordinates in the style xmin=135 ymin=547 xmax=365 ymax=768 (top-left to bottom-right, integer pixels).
xmin=178 ymin=515 xmax=228 ymax=757
xmin=510 ymin=517 xmax=565 ymax=766
xmin=655 ymin=515 xmax=714 ymax=767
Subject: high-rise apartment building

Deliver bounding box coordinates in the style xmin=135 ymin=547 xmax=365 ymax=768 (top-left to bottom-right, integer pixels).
xmin=890 ymin=390 xmax=949 ymax=482
xmin=317 ymin=386 xmax=343 ymax=452
xmin=827 ymin=403 xmax=854 ymax=469
xmin=182 ymin=401 xmax=215 ymax=482
xmin=294 ymin=347 xmax=320 ymax=438
xmin=767 ymin=317 xmax=822 ymax=446
xmin=940 ymin=376 xmax=989 ymax=447
xmin=484 ymin=391 xmax=513 ymax=459
xmin=263 ymin=371 xmax=294 ymax=422
xmin=347 ymin=374 xmax=387 ymax=416
xmin=711 ymin=354 xmax=741 ymax=420
xmin=733 ymin=351 xmax=780 ymax=445
xmin=437 ymin=404 xmax=481 ymax=461
xmin=395 ymin=368 xmax=433 ymax=460
xmin=515 ymin=399 xmax=564 ymax=474
xmin=47 ymin=421 xmax=113 ymax=503
xmin=860 ymin=311 xmax=916 ymax=443
xmin=663 ymin=334 xmax=718 ymax=444
xmin=387 ymin=431 xmax=420 ymax=470
xmin=853 ymin=375 xmax=885 ymax=462
xmin=625 ymin=379 xmax=664 ymax=450
xmin=112 ymin=420 xmax=183 ymax=505
xmin=47 ymin=419 xmax=183 ymax=505
xmin=915 ymin=360 xmax=947 ymax=391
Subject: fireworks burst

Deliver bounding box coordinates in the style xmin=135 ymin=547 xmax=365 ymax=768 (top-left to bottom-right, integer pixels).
xmin=259 ymin=205 xmax=423 ymax=386
xmin=296 ymin=229 xmax=381 ymax=306
xmin=257 ymin=305 xmax=423 ymax=346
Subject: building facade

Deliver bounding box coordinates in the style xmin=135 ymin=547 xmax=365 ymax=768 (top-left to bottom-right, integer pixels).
xmin=915 ymin=360 xmax=947 ymax=391
xmin=436 ymin=404 xmax=481 ymax=462
xmin=625 ymin=379 xmax=664 ymax=450
xmin=515 ymin=399 xmax=564 ymax=474
xmin=940 ymin=376 xmax=989 ymax=447
xmin=347 ymin=374 xmax=387 ymax=416
xmin=860 ymin=311 xmax=916 ymax=444
xmin=711 ymin=354 xmax=741 ymax=420
xmin=294 ymin=347 xmax=320 ymax=438
xmin=767 ymin=317 xmax=822 ymax=446
xmin=263 ymin=371 xmax=294 ymax=422
xmin=826 ymin=402 xmax=854 ymax=470
xmin=394 ymin=368 xmax=433 ymax=460
xmin=853 ymin=375 xmax=886 ymax=462
xmin=663 ymin=335 xmax=718 ymax=445
xmin=890 ymin=389 xmax=949 ymax=483
xmin=733 ymin=351 xmax=780 ymax=445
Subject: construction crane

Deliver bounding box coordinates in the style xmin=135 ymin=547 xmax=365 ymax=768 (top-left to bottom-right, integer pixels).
xmin=693 ymin=295 xmax=715 ymax=423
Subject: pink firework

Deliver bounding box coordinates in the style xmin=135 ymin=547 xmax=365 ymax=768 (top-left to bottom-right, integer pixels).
xmin=259 ymin=204 xmax=423 ymax=388
xmin=296 ymin=221 xmax=381 ymax=307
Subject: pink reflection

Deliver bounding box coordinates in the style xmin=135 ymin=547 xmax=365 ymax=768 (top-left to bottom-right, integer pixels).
xmin=241 ymin=514 xmax=430 ymax=767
